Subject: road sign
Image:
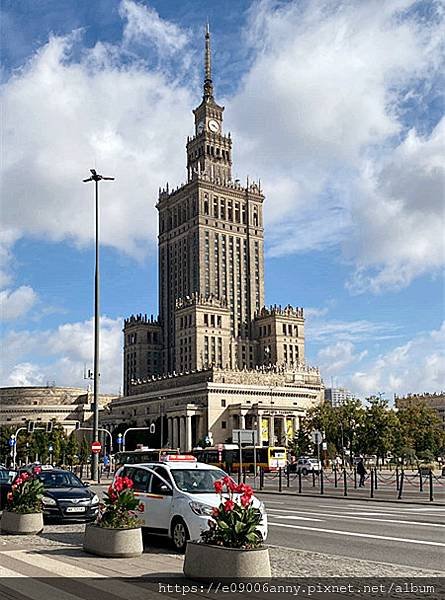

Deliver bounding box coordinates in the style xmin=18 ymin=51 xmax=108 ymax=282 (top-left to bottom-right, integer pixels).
xmin=232 ymin=429 xmax=258 ymax=445
xmin=311 ymin=429 xmax=322 ymax=444
xmin=8 ymin=438 xmax=16 ymax=447
xmin=322 ymin=442 xmax=328 ymax=451
xmin=217 ymin=443 xmax=224 ymax=462
xmin=48 ymin=445 xmax=53 ymax=452
xmin=91 ymin=441 xmax=102 ymax=454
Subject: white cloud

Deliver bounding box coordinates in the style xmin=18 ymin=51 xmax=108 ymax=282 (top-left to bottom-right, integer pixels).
xmin=317 ymin=340 xmax=367 ymax=375
xmin=332 ymin=322 xmax=445 ymax=398
xmin=0 ymin=316 xmax=123 ymax=393
xmin=1 ymin=4 xmax=193 ymax=258
xmin=307 ymin=318 xmax=400 ymax=343
xmin=119 ymin=0 xmax=189 ymax=56
xmin=0 ymin=286 xmax=37 ymax=320
xmin=229 ymin=0 xmax=444 ymax=289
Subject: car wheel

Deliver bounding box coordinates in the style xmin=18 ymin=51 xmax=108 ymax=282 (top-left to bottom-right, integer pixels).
xmin=302 ymin=468 xmax=308 ymax=476
xmin=171 ymin=517 xmax=189 ymax=553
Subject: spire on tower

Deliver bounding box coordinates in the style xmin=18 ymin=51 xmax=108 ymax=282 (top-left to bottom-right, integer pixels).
xmin=203 ymin=23 xmax=214 ymax=101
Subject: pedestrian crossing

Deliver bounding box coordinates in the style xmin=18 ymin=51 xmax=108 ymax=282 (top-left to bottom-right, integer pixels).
xmin=0 ymin=548 xmax=181 ymax=600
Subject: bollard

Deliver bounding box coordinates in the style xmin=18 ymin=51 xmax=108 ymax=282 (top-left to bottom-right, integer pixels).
xmin=396 ymin=467 xmax=399 ymax=491
xmin=259 ymin=467 xmax=264 ymax=490
xmin=298 ymin=470 xmax=302 ymax=494
xmin=287 ymin=467 xmax=290 ymax=488
xmin=237 ymin=467 xmax=241 ymax=484
xmin=419 ymin=469 xmax=423 ymax=492
xmin=243 ymin=468 xmax=246 ymax=484
xmin=429 ymin=470 xmax=434 ymax=502
xmin=354 ymin=467 xmax=357 ymax=489
xmin=398 ymin=470 xmax=404 ymax=500
xmin=312 ymin=470 xmax=316 ymax=487
xmin=343 ymin=469 xmax=347 ymax=497
xmin=374 ymin=467 xmax=378 ymax=490
xmin=278 ymin=467 xmax=282 ymax=493
xmin=370 ymin=468 xmax=374 ymax=498
xmin=334 ymin=466 xmax=338 ymax=488
xmin=320 ymin=468 xmax=324 ymax=495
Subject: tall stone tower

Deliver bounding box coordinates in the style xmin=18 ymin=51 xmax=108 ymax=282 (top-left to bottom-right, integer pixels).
xmin=157 ymin=26 xmax=266 ymax=374
xmin=123 ymin=27 xmax=306 ymax=393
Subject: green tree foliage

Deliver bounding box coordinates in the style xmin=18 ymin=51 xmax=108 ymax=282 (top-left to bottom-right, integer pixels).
xmin=290 ymin=418 xmax=312 ymax=457
xmin=397 ymin=402 xmax=444 ymax=458
xmin=65 ymin=434 xmax=79 ymax=465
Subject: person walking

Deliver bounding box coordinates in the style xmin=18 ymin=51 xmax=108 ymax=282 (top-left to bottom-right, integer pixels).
xmin=103 ymin=453 xmax=110 ymax=477
xmin=357 ymin=457 xmax=367 ymax=487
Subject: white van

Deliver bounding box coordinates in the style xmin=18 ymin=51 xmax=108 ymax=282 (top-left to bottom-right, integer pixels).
xmin=115 ymin=455 xmax=268 ymax=551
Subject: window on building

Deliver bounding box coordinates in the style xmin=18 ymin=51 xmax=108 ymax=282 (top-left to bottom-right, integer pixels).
xmin=221 ymin=399 xmax=226 ymax=407
xmin=221 ymin=421 xmax=227 ymax=429
xmin=282 ymin=324 xmax=286 ymax=335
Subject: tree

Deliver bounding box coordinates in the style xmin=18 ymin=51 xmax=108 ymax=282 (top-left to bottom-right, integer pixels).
xmin=397 ymin=402 xmax=444 ymax=459
xmin=359 ymin=397 xmax=398 ymax=464
xmin=65 ymin=434 xmax=79 ymax=466
xmin=291 ymin=421 xmax=312 ymax=457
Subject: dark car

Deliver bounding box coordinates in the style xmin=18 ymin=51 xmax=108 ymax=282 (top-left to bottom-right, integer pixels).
xmin=38 ymin=469 xmax=100 ymax=521
xmin=0 ymin=468 xmax=17 ymax=509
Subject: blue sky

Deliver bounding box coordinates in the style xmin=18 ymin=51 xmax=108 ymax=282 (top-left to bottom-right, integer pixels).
xmin=1 ymin=0 xmax=444 ymax=398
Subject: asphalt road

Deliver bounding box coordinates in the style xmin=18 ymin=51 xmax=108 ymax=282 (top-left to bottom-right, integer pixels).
xmin=258 ymin=492 xmax=445 ymax=572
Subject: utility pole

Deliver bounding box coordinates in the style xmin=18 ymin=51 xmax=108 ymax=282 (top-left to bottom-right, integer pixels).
xmin=83 ymin=169 xmax=114 ymax=481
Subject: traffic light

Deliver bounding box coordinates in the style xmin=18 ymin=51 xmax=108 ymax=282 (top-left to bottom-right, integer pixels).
xmin=46 ymin=421 xmax=54 ymax=433
xmin=27 ymin=421 xmax=35 ymax=433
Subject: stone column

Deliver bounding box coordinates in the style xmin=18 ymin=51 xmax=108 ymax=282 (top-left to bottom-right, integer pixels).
xmin=269 ymin=416 xmax=275 ymax=445
xmin=256 ymin=413 xmax=262 ymax=446
xmin=239 ymin=413 xmax=246 ymax=430
xmin=172 ymin=417 xmax=179 ymax=449
xmin=179 ymin=417 xmax=186 ymax=452
xmin=167 ymin=417 xmax=173 ymax=448
xmin=186 ymin=414 xmax=193 ymax=451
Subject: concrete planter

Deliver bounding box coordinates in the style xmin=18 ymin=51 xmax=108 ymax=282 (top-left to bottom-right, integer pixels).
xmin=83 ymin=524 xmax=143 ymax=558
xmin=1 ymin=510 xmax=44 ymax=535
xmin=184 ymin=542 xmax=271 ymax=580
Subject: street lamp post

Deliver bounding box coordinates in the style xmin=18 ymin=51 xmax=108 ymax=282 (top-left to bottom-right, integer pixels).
xmin=83 ymin=169 xmax=114 ymax=482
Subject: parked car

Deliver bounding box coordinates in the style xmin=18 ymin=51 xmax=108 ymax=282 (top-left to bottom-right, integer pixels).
xmin=0 ymin=467 xmax=17 ymax=509
xmin=37 ymin=469 xmax=100 ymax=521
xmin=288 ymin=457 xmax=321 ymax=475
xmin=115 ymin=454 xmax=268 ymax=552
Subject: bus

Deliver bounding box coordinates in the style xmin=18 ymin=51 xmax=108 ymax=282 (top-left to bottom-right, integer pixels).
xmin=192 ymin=446 xmax=287 ymax=473
xmin=114 ymin=448 xmax=179 ymax=470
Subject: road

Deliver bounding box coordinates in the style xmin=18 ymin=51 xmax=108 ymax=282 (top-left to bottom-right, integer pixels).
xmin=258 ymin=492 xmax=445 ymax=572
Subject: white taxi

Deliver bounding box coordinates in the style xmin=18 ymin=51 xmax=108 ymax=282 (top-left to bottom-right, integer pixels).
xmin=114 ymin=455 xmax=268 ymax=552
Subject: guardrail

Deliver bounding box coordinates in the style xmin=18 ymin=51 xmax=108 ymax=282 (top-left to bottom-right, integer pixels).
xmin=248 ymin=465 xmax=444 ymax=501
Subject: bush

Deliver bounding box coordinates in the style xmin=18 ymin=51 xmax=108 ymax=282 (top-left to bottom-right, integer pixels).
xmin=7 ymin=467 xmax=44 ymax=514
xmin=200 ymin=477 xmax=263 ymax=549
xmin=97 ymin=476 xmax=142 ymax=529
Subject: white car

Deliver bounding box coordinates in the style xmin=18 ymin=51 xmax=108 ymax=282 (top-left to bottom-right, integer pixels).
xmin=114 ymin=455 xmax=268 ymax=552
xmin=294 ymin=457 xmax=321 ymax=475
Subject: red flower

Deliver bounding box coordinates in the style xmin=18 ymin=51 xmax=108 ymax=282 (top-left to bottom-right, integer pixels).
xmin=222 ymin=476 xmax=237 ymax=492
xmin=21 ymin=472 xmax=30 ymax=482
xmin=6 ymin=492 xmax=13 ymax=502
xmin=214 ymin=480 xmax=223 ymax=494
xmin=240 ymin=493 xmax=252 ymax=508
xmin=33 ymin=466 xmax=42 ymax=475
xmin=15 ymin=477 xmax=23 ymax=487
xmin=211 ymin=507 xmax=220 ymax=518
xmin=107 ymin=485 xmax=117 ymax=502
xmin=223 ymin=499 xmax=235 ymax=512
xmin=113 ymin=477 xmax=124 ymax=492
xmin=122 ymin=476 xmax=134 ymax=489
xmin=235 ymin=483 xmax=252 ymax=496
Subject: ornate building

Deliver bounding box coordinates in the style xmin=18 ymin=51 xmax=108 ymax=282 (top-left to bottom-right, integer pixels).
xmin=105 ymin=29 xmax=323 ymax=450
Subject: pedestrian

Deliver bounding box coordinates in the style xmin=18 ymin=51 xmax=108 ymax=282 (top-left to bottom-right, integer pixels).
xmin=357 ymin=457 xmax=367 ymax=487
xmin=103 ymin=453 xmax=110 ymax=477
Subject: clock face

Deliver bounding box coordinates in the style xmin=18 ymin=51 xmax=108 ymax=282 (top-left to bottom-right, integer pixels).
xmin=197 ymin=121 xmax=204 ymax=134
xmin=208 ymin=119 xmax=220 ymax=133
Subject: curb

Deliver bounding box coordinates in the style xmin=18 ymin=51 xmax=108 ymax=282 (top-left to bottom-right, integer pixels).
xmin=256 ymin=490 xmax=445 ymax=506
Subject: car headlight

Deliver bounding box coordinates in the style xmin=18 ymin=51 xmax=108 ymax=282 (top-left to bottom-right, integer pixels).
xmin=189 ymin=501 xmax=213 ymax=516
xmin=91 ymin=494 xmax=99 ymax=505
xmin=42 ymin=496 xmax=57 ymax=506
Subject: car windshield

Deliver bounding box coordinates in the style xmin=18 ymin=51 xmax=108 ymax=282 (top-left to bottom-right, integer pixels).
xmin=171 ymin=468 xmax=226 ymax=493
xmin=37 ymin=472 xmax=84 ymax=488
xmin=0 ymin=470 xmax=15 ymax=483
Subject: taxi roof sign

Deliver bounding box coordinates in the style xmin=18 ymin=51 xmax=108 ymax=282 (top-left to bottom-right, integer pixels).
xmin=161 ymin=454 xmax=197 ymax=462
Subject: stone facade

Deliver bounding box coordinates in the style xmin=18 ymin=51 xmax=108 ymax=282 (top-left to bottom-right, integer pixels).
xmin=395 ymin=392 xmax=445 ymax=431
xmin=112 ymin=28 xmax=324 ymax=449
xmin=0 ymin=386 xmax=115 ymax=433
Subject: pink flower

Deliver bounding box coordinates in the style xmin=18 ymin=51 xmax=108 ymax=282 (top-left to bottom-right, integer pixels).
xmin=214 ymin=480 xmax=223 ymax=494
xmin=33 ymin=466 xmax=42 ymax=475
xmin=240 ymin=493 xmax=252 ymax=508
xmin=211 ymin=507 xmax=220 ymax=518
xmin=21 ymin=472 xmax=30 ymax=482
xmin=6 ymin=492 xmax=13 ymax=502
xmin=223 ymin=499 xmax=235 ymax=512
